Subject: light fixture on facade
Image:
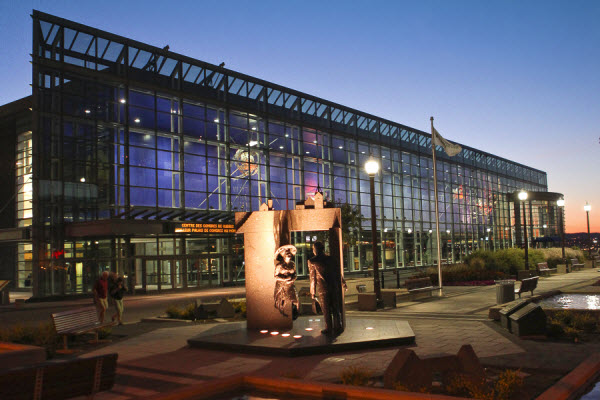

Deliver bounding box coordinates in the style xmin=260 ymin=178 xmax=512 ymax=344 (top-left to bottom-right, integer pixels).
xmin=119 ymin=99 xmax=126 ymax=104
xmin=279 ymin=146 xmax=284 ymax=149
xmin=284 ymin=134 xmax=289 ymax=137
xmin=446 ymin=230 xmax=450 ymax=234
xmin=338 ymin=146 xmax=343 ymax=149
xmin=428 ymin=229 xmax=433 ymax=233
xmin=84 ymin=109 xmax=91 ymax=114
xmin=248 ymin=140 xmax=258 ymax=147
xmin=134 ymin=118 xmax=141 ymax=123
xmin=214 ymin=118 xmax=219 ymax=123
xmin=408 ymin=229 xmax=412 ymax=234
xmin=80 ymin=177 xmax=86 ymax=183
xmin=251 ymin=127 xmax=257 ymax=131
xmin=313 ymin=140 xmax=317 ymax=144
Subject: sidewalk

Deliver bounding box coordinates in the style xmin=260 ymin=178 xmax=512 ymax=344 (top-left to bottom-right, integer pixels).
xmin=76 ymin=268 xmax=600 ymax=399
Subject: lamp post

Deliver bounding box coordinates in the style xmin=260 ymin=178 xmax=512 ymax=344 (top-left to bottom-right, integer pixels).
xmin=365 ymin=157 xmax=383 ymax=307
xmin=585 ymin=202 xmax=592 ymax=259
xmin=519 ymin=190 xmax=529 ymax=270
xmin=557 ymin=199 xmax=566 ymax=260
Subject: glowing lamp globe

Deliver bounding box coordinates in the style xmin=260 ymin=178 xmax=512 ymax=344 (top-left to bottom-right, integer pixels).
xmin=518 ymin=191 xmax=528 ymax=201
xmin=557 ymin=199 xmax=565 ymax=207
xmin=584 ymin=203 xmax=591 ymax=212
xmin=364 ymin=158 xmax=380 ymax=175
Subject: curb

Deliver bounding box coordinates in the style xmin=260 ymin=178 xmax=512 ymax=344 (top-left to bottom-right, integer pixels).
xmin=536 ymin=352 xmax=600 ymax=400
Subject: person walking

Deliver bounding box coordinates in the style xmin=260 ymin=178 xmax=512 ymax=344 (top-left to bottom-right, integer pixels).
xmin=111 ymin=276 xmax=127 ymax=325
xmin=93 ymin=271 xmax=109 ymax=323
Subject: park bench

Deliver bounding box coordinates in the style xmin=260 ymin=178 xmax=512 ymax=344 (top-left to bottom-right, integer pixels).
xmin=537 ymin=262 xmax=556 ymax=277
xmin=52 ymin=307 xmax=116 ymax=351
xmin=514 ymin=276 xmax=538 ymax=298
xmin=570 ymin=258 xmax=585 ymax=271
xmin=0 ymin=352 xmax=117 ymax=400
xmin=404 ymin=277 xmax=437 ymax=300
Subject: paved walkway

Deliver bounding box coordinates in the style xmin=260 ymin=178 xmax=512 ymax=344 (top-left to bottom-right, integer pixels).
xmin=68 ymin=268 xmax=600 ymax=399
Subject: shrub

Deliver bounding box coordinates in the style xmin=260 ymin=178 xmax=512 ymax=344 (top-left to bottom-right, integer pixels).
xmin=97 ymin=327 xmax=112 ymax=340
xmin=572 ymin=313 xmax=597 ymax=333
xmin=340 ymin=365 xmax=371 ymax=386
xmin=394 ymin=382 xmax=430 ymax=393
xmin=166 ymin=304 xmax=184 ymax=319
xmin=494 ymin=369 xmax=524 ymax=400
xmin=528 ymin=249 xmax=546 ymax=268
xmin=444 ymin=369 xmax=523 ymax=400
xmin=494 ymin=248 xmax=525 ymax=275
xmin=425 ymin=263 xmax=505 ymax=285
xmin=546 ymin=319 xmax=565 ymax=338
xmin=564 ymin=326 xmax=580 ymax=342
xmin=0 ymin=322 xmax=61 ymax=357
xmin=231 ymin=300 xmax=247 ymax=317
xmin=553 ymin=310 xmax=573 ymax=326
xmin=444 ymin=374 xmax=491 ymax=400
xmin=165 ymin=303 xmax=196 ymax=320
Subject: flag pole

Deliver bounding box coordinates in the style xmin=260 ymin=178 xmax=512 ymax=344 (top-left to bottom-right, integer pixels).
xmin=431 ymin=117 xmax=443 ymax=297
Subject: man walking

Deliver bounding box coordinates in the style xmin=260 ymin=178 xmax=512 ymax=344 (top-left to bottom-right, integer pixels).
xmin=93 ymin=271 xmax=109 ymax=323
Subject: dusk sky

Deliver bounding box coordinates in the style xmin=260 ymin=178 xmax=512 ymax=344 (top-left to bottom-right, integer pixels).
xmin=1 ymin=0 xmax=598 ymax=233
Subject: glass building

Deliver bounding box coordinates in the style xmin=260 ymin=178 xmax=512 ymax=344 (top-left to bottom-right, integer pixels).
xmin=0 ymin=11 xmax=559 ymax=297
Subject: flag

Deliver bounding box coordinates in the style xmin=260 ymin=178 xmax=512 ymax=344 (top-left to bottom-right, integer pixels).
xmin=433 ymin=128 xmax=462 ymax=157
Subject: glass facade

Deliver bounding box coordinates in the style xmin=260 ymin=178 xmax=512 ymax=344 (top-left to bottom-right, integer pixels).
xmin=18 ymin=11 xmax=551 ymax=296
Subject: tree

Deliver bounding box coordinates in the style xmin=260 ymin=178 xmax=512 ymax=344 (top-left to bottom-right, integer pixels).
xmin=328 ymin=199 xmax=362 ymax=247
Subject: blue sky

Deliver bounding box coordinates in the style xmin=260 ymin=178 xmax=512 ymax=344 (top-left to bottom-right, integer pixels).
xmin=1 ymin=0 xmax=598 ymax=232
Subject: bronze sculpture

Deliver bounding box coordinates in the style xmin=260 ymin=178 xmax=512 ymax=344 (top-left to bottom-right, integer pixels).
xmin=308 ymin=241 xmax=345 ymax=336
xmin=273 ymin=244 xmax=299 ymax=319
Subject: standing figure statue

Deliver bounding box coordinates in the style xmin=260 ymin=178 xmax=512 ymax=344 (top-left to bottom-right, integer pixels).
xmin=273 ymin=244 xmax=299 ymax=320
xmin=308 ymin=241 xmax=346 ymax=336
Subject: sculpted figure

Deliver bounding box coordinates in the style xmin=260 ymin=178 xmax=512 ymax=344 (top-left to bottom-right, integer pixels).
xmin=273 ymin=244 xmax=299 ymax=319
xmin=308 ymin=241 xmax=346 ymax=336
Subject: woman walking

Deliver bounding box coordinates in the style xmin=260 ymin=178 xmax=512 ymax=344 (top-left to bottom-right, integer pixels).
xmin=111 ymin=276 xmax=127 ymax=325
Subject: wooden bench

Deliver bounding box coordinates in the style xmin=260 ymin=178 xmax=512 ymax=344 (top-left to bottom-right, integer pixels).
xmin=537 ymin=262 xmax=556 ymax=277
xmin=404 ymin=277 xmax=437 ymax=300
xmin=0 ymin=353 xmax=117 ymax=400
xmin=570 ymin=258 xmax=585 ymax=271
xmin=515 ymin=276 xmax=538 ymax=298
xmin=52 ymin=307 xmax=116 ymax=351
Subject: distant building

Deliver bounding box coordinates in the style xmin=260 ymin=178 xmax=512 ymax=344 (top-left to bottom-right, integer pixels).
xmin=0 ymin=11 xmax=563 ymax=297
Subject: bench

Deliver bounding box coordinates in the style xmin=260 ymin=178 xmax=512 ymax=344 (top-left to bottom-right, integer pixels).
xmin=570 ymin=258 xmax=585 ymax=271
xmin=537 ymin=262 xmax=556 ymax=277
xmin=0 ymin=353 xmax=117 ymax=400
xmin=52 ymin=307 xmax=116 ymax=351
xmin=404 ymin=277 xmax=437 ymax=300
xmin=515 ymin=276 xmax=538 ymax=298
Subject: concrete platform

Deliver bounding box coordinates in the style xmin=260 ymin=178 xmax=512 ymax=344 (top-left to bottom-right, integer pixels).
xmin=187 ymin=316 xmax=415 ymax=356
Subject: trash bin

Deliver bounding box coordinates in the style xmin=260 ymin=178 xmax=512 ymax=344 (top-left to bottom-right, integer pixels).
xmin=495 ymin=280 xmax=515 ymax=304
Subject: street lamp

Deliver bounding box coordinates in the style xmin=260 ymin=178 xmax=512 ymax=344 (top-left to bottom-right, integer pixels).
xmin=557 ymin=199 xmax=566 ymax=260
xmin=585 ymin=202 xmax=592 ymax=259
xmin=365 ymin=157 xmax=383 ymax=307
xmin=518 ymin=190 xmax=529 ymax=270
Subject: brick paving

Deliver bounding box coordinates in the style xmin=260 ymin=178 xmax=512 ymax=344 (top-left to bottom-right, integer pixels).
xmin=72 ymin=269 xmax=600 ymax=399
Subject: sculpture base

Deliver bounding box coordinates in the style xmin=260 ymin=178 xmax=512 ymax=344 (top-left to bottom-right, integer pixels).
xmin=187 ymin=316 xmax=415 ymax=357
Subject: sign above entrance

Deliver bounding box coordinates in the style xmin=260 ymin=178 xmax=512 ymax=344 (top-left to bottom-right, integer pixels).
xmin=173 ymin=223 xmax=236 ymax=234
